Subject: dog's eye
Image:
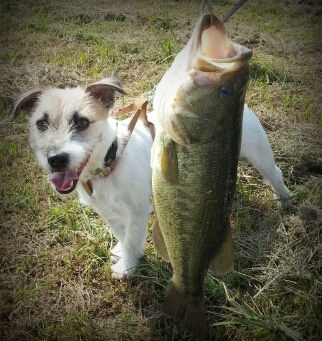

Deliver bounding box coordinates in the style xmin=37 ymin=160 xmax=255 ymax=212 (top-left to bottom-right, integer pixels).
xmin=36 ymin=119 xmax=49 ymax=131
xmin=75 ymin=118 xmax=90 ymax=130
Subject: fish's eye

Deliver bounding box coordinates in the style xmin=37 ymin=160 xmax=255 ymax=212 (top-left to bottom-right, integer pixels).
xmin=36 ymin=119 xmax=49 ymax=131
xmin=220 ymin=85 xmax=234 ymax=98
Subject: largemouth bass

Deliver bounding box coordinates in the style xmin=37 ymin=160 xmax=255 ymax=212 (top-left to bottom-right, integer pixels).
xmin=151 ymin=13 xmax=252 ymax=340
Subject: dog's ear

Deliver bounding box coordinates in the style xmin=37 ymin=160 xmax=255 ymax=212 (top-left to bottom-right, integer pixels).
xmin=11 ymin=88 xmax=43 ymax=118
xmin=86 ymin=77 xmax=127 ymax=110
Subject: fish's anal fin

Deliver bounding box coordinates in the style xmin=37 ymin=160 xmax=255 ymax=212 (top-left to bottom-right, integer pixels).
xmin=161 ymin=138 xmax=179 ymax=185
xmin=152 ymin=218 xmax=170 ymax=262
xmin=209 ymin=227 xmax=234 ymax=275
xmin=163 ymin=282 xmax=206 ymax=341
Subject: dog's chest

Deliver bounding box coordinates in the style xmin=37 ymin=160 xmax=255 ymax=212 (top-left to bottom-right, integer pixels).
xmin=77 ymin=178 xmax=127 ymax=221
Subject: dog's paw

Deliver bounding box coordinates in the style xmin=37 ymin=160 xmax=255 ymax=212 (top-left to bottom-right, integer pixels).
xmin=110 ymin=242 xmax=123 ymax=264
xmin=110 ymin=258 xmax=136 ymax=279
xmin=274 ymin=192 xmax=296 ymax=212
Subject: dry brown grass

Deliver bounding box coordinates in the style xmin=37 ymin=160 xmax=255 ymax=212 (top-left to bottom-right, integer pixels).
xmin=1 ymin=0 xmax=321 ymax=340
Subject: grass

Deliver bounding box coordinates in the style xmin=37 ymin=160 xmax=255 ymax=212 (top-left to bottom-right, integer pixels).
xmin=0 ymin=0 xmax=321 ymax=340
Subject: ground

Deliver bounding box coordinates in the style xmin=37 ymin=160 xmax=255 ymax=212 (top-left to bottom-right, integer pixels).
xmin=0 ymin=0 xmax=321 ymax=340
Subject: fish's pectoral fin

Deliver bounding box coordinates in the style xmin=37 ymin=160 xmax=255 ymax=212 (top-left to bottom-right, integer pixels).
xmin=152 ymin=217 xmax=170 ymax=262
xmin=209 ymin=226 xmax=234 ymax=275
xmin=163 ymin=281 xmax=206 ymax=341
xmin=161 ymin=138 xmax=179 ymax=185
xmin=167 ymin=117 xmax=190 ymax=146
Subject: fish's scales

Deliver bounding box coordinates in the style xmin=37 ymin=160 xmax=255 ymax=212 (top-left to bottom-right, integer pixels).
xmin=154 ymin=135 xmax=238 ymax=296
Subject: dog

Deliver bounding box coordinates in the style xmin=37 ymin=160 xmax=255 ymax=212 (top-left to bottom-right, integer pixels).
xmin=12 ymin=76 xmax=291 ymax=279
xmin=12 ymin=77 xmax=154 ymax=278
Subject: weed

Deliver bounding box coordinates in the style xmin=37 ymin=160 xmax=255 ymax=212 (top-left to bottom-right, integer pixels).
xmin=27 ymin=9 xmax=49 ymax=33
xmin=104 ymin=12 xmax=126 ymax=22
xmin=148 ymin=10 xmax=181 ymax=61
xmin=304 ymin=99 xmax=313 ymax=123
xmin=212 ymin=283 xmax=306 ymax=341
xmin=237 ymin=179 xmax=251 ymax=202
xmin=5 ymin=139 xmax=18 ymax=157
xmin=250 ymin=57 xmax=284 ymax=85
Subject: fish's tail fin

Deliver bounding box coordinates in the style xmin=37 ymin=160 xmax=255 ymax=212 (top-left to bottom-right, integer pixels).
xmin=163 ymin=281 xmax=206 ymax=340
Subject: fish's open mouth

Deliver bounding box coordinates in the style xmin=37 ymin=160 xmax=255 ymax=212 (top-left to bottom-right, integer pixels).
xmin=192 ymin=14 xmax=252 ymax=73
xmin=49 ymin=155 xmax=90 ymax=194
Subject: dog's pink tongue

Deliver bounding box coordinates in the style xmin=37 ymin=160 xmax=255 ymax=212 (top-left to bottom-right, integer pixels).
xmin=50 ymin=170 xmax=79 ymax=190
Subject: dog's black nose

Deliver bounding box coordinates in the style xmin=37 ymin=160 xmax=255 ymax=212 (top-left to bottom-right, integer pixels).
xmin=48 ymin=153 xmax=69 ymax=171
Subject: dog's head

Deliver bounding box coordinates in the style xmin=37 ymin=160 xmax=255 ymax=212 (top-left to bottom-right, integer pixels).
xmin=12 ymin=77 xmax=126 ymax=195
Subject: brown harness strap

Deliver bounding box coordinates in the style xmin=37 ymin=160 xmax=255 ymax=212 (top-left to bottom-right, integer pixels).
xmin=81 ymin=96 xmax=155 ymax=197
xmin=114 ymin=96 xmax=155 ymax=139
xmin=82 ymin=180 xmax=93 ymax=197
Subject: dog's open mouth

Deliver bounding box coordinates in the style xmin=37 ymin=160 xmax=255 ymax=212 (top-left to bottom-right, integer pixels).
xmin=49 ymin=156 xmax=89 ymax=194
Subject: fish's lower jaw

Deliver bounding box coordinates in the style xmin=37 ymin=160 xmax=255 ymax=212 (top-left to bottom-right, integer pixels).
xmin=162 ymin=282 xmax=206 ymax=340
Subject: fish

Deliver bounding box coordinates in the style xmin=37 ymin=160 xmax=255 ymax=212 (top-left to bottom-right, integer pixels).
xmin=151 ymin=13 xmax=252 ymax=340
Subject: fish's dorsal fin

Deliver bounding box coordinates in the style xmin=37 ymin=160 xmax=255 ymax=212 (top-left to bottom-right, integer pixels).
xmin=152 ymin=218 xmax=170 ymax=262
xmin=209 ymin=226 xmax=234 ymax=275
xmin=161 ymin=138 xmax=179 ymax=185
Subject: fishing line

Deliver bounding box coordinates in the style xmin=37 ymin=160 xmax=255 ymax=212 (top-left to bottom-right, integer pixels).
xmin=149 ymin=0 xmax=250 ymax=103
xmin=221 ymin=0 xmax=249 ymax=23
xmin=200 ymin=0 xmax=248 ymax=23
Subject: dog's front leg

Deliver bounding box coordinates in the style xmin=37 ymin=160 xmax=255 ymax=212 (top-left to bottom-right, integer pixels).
xmin=103 ymin=218 xmax=126 ymax=263
xmin=110 ymin=241 xmax=123 ymax=264
xmin=110 ymin=216 xmax=147 ymax=279
xmin=89 ymin=198 xmax=147 ymax=278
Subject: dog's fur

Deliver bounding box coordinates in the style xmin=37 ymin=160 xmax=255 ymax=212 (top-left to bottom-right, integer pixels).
xmin=239 ymin=104 xmax=291 ymax=202
xmin=12 ymin=77 xmax=291 ymax=278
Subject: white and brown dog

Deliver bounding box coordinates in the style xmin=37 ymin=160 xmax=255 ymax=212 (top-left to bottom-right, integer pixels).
xmin=12 ymin=76 xmax=291 ymax=278
xmin=12 ymin=77 xmax=154 ymax=278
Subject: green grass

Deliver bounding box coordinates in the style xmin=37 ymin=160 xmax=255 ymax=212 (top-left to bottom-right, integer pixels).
xmin=1 ymin=0 xmax=321 ymax=340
